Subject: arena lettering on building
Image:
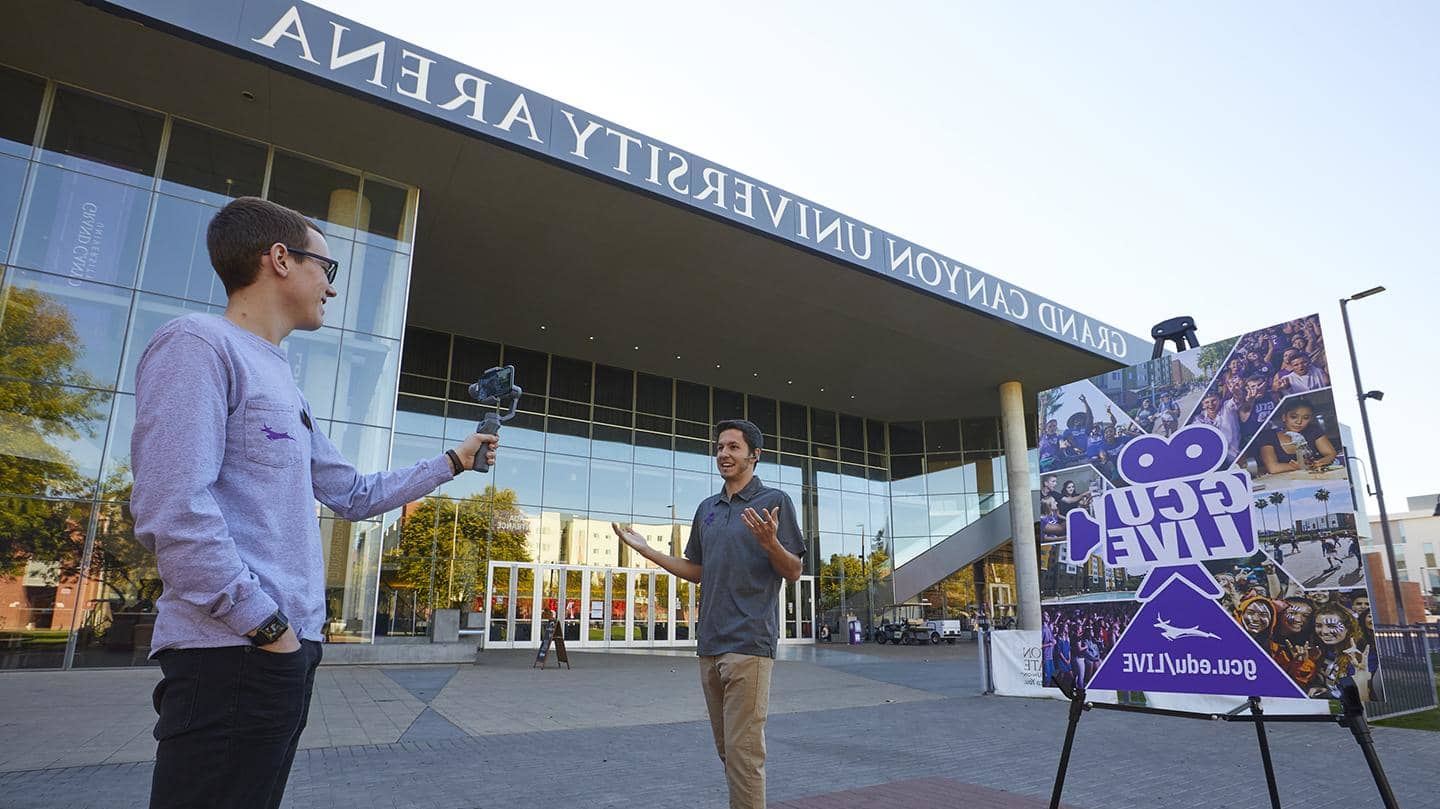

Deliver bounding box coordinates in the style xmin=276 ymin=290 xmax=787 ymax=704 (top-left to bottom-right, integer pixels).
xmin=103 ymin=0 xmax=1140 ymax=362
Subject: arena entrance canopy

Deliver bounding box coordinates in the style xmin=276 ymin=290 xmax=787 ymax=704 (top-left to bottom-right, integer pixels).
xmin=10 ymin=0 xmax=1144 ymax=421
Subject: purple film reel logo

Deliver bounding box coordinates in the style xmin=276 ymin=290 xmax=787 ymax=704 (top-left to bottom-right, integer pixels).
xmin=1066 ymin=423 xmax=1258 ymax=600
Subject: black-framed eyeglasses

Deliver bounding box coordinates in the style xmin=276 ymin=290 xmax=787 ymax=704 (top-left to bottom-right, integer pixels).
xmin=262 ymin=246 xmax=339 ymax=284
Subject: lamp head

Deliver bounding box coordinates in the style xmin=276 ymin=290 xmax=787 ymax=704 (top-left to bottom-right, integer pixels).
xmin=1363 ymin=390 xmax=1384 ymax=401
xmin=1347 ymin=286 xmax=1386 ymax=302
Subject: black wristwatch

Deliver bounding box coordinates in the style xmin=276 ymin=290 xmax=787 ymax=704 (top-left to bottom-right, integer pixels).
xmin=249 ymin=609 xmax=290 ymax=646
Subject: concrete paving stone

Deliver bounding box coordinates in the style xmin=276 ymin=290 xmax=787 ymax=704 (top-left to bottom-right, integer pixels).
xmin=0 ymin=643 xmax=1436 ymax=809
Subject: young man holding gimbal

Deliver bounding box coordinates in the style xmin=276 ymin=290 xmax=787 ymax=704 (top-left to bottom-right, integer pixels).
xmin=131 ymin=196 xmax=497 ymax=809
xmin=612 ymin=419 xmax=805 ymax=809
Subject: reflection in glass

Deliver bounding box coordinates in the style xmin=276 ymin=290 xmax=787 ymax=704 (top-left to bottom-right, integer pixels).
xmin=332 ymin=330 xmax=399 ymax=427
xmin=0 ymin=156 xmax=27 ymax=264
xmin=389 ymin=432 xmax=441 ymax=476
xmin=0 ymin=378 xmax=110 ymax=499
xmin=345 ymin=243 xmax=409 ymax=337
xmin=0 ymin=497 xmax=90 ymax=669
xmin=138 ymin=195 xmax=226 ymax=304
xmin=325 ymin=421 xmax=391 ymax=475
xmin=40 ymin=88 xmax=163 ymax=186
xmin=588 ymin=458 xmax=633 ymax=515
xmin=2 ymin=267 xmax=132 ymax=390
xmin=493 ymin=447 xmax=544 ymax=506
xmin=890 ymin=495 xmax=930 ymax=540
xmin=281 ymin=326 xmax=342 ymax=422
xmin=319 ymin=517 xmax=384 ymax=642
xmin=72 ymin=503 xmax=162 ymax=667
xmin=159 ymin=120 xmax=267 ymax=205
xmin=267 ymin=150 xmax=361 ymax=239
xmin=544 ymin=418 xmax=589 ymax=457
xmin=0 ymin=67 xmax=43 ymax=157
xmin=633 ymin=465 xmax=673 ymax=519
xmin=356 ymin=178 xmax=411 ymax=251
xmin=394 ymin=394 xmax=445 ymax=438
xmin=14 ymin=164 xmax=150 ymax=288
xmin=100 ymin=393 xmax=135 ymax=501
xmin=543 ymin=454 xmax=589 ymax=511
xmin=673 ymin=470 xmax=712 ymax=514
xmin=118 ymin=294 xmax=218 ymax=393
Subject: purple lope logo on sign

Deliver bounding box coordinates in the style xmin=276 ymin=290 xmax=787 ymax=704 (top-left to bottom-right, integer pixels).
xmin=1087 ymin=570 xmax=1306 ymax=697
xmin=261 ymin=425 xmax=295 ymax=441
xmin=1069 ymin=424 xmax=1304 ymax=698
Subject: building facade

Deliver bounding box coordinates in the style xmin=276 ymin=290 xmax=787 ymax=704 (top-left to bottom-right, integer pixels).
xmin=1367 ymin=494 xmax=1440 ymax=619
xmin=0 ymin=1 xmax=1146 ymax=669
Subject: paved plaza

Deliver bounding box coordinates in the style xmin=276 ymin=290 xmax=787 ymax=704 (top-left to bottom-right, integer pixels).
xmin=1 ymin=642 xmax=1436 ymax=808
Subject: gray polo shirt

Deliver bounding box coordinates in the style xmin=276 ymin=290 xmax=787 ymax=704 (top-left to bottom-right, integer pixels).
xmin=684 ymin=476 xmax=806 ymax=658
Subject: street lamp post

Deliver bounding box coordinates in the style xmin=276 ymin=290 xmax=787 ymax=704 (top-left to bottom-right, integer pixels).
xmin=1340 ymin=286 xmax=1407 ymax=625
xmin=857 ymin=523 xmax=874 ymax=634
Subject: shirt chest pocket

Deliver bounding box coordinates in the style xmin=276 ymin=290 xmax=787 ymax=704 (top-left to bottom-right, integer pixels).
xmin=243 ymin=400 xmax=303 ymax=468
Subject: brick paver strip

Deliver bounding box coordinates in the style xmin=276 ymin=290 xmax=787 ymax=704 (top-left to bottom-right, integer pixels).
xmin=772 ymin=777 xmax=1083 ymax=808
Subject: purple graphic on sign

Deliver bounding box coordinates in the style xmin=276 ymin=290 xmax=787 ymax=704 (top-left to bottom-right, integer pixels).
xmin=1088 ymin=574 xmax=1305 ymax=697
xmin=1066 ymin=424 xmax=1257 ymax=600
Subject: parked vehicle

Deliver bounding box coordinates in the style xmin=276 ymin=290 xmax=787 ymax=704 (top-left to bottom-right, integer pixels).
xmin=873 ymin=619 xmax=907 ymax=644
xmin=929 ymin=618 xmax=969 ymax=644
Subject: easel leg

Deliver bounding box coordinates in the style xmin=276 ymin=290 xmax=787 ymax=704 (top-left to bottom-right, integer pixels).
xmin=1049 ymin=682 xmax=1087 ymax=809
xmin=1248 ymin=697 xmax=1282 ymax=809
xmin=1338 ymin=680 xmax=1401 ymax=809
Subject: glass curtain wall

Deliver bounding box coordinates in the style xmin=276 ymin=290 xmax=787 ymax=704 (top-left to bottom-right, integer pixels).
xmin=385 ymin=326 xmax=1016 ymax=639
xmin=0 ymin=64 xmax=418 ymax=668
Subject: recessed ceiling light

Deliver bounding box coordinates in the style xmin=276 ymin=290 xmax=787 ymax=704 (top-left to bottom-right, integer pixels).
xmin=588 ymin=336 xmax=595 ymax=341
xmin=633 ymin=345 xmax=639 ymax=350
xmin=850 ymin=395 xmax=856 ymax=399
xmin=787 ymin=380 xmax=793 ymax=384
xmin=715 ymin=364 xmax=721 ymax=369
xmin=674 ymin=355 xmax=681 ymax=360
xmin=820 ymin=387 xmax=826 ymax=392
xmin=752 ymin=372 xmax=758 ymax=377
xmin=539 ymin=325 xmax=547 ymax=330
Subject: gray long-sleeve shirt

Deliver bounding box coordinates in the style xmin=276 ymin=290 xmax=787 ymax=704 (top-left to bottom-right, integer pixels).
xmin=131 ymin=314 xmax=454 ymax=655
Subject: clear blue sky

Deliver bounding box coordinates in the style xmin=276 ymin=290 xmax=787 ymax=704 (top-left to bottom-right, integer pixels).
xmin=314 ymin=0 xmax=1437 ymax=511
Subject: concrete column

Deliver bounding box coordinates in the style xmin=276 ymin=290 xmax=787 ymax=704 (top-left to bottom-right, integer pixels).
xmin=998 ymin=381 xmax=1041 ymax=631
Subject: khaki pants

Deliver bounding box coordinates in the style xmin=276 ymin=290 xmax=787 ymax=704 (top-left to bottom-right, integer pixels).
xmin=699 ymin=653 xmax=774 ymax=809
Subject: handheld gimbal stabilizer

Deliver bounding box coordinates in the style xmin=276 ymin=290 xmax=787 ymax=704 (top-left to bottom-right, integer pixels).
xmin=466 ymin=365 xmax=522 ymax=473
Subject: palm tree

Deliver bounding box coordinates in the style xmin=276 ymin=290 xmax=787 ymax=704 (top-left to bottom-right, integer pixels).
xmin=1314 ymin=488 xmax=1331 ymax=529
xmin=1255 ymin=498 xmax=1270 ymax=537
xmin=1269 ymin=492 xmax=1287 ymax=541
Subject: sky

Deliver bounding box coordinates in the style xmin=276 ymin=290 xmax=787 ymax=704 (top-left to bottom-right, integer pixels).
xmin=311 ymin=0 xmax=1437 ymax=512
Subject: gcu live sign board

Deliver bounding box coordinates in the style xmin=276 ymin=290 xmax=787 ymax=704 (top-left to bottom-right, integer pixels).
xmin=92 ymin=0 xmax=1144 ymax=363
xmin=1036 ymin=315 xmax=1380 ymax=700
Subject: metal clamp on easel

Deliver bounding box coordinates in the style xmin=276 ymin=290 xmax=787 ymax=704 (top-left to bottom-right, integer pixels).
xmin=1150 ymin=315 xmax=1199 ymax=360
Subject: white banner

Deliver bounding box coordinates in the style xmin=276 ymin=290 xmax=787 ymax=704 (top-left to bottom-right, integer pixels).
xmin=990 ymin=630 xmax=1050 ymax=698
xmin=990 ymin=629 xmax=1120 ymax=703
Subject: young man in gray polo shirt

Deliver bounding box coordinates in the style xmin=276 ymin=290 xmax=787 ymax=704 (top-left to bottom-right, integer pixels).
xmin=613 ymin=419 xmax=805 ymax=809
xmin=131 ymin=197 xmax=497 ymax=809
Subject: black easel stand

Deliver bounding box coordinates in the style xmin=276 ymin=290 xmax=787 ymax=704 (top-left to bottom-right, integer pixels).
xmin=1047 ymin=677 xmax=1401 ymax=809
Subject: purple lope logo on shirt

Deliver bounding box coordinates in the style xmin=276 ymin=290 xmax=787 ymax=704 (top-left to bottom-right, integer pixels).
xmin=703 ymin=511 xmax=716 ymax=526
xmin=261 ymin=425 xmax=295 ymax=441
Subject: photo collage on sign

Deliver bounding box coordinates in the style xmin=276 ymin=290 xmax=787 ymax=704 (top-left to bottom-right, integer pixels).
xmin=1035 ymin=315 xmax=1380 ymax=701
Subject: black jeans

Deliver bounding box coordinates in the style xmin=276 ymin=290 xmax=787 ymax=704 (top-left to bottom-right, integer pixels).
xmin=148 ymin=640 xmax=322 ymax=809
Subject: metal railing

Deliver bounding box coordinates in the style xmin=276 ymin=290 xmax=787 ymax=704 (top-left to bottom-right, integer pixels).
xmin=1366 ymin=626 xmax=1437 ymax=721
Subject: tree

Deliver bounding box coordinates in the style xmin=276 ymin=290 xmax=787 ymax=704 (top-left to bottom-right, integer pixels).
xmin=1314 ymin=488 xmax=1331 ymax=527
xmin=1 ymin=287 xmax=108 ymax=579
xmin=384 ymin=487 xmax=532 ymax=612
xmin=1196 ymin=337 xmax=1240 ymax=381
xmin=1254 ymin=498 xmax=1270 ymax=536
xmin=1268 ymin=492 xmax=1287 ymax=540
